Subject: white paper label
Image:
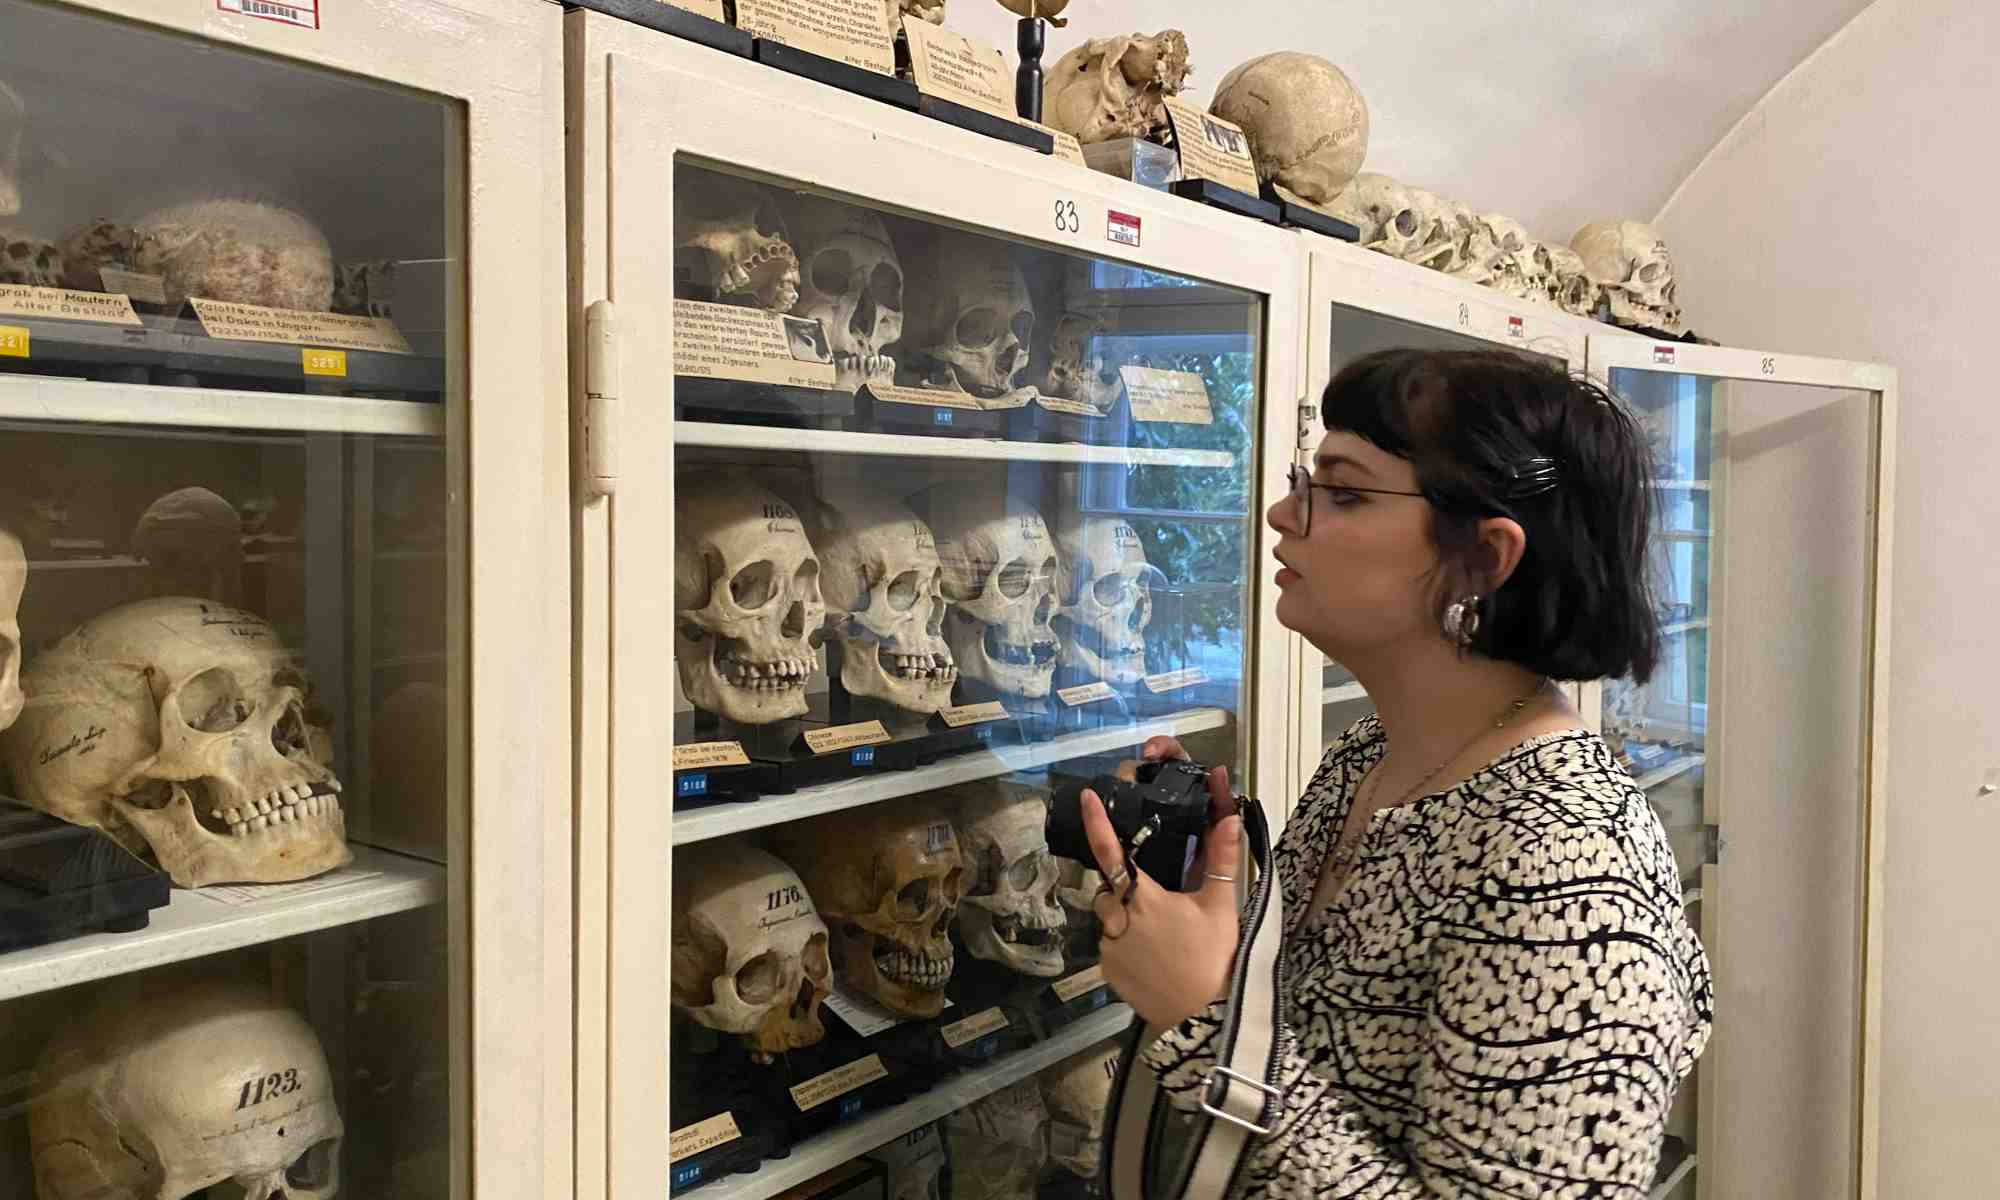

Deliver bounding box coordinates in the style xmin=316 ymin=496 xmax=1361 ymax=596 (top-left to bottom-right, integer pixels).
xmin=1056 ymin=681 xmax=1117 ymax=707
xmin=939 ymin=1006 xmax=1009 ymax=1048
xmin=669 ymin=1111 xmax=743 ymax=1163
xmin=674 ymin=741 xmax=751 ymax=770
xmin=1143 ymin=668 xmax=1208 ymax=694
xmin=1050 ymin=964 xmax=1107 ymax=1002
xmin=195 ymin=866 xmax=385 ymax=908
xmin=1162 ymin=97 xmax=1261 ymax=195
xmin=937 ymin=701 xmax=1008 ymax=728
xmin=802 ymin=720 xmax=891 ymax=755
xmin=1121 ymin=365 xmax=1214 ymax=425
xmin=789 ymin=1054 xmax=888 ymax=1111
xmin=0 ymin=284 xmax=141 ymax=327
xmin=901 ymin=19 xmax=1013 ymax=118
xmin=735 ymin=0 xmax=895 ymax=75
xmin=188 ymin=298 xmax=412 ymax=354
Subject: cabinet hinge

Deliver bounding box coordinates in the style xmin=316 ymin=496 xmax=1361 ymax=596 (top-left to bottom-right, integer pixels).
xmin=582 ymin=299 xmax=619 ymax=500
xmin=1297 ymin=398 xmax=1317 ymax=448
xmin=1700 ymin=824 xmax=1724 ymax=866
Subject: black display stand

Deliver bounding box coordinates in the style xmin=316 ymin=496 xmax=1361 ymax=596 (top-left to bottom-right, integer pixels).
xmin=1014 ymin=18 xmax=1045 ymax=122
xmin=917 ymin=95 xmax=1054 ymax=153
xmin=1272 ymin=197 xmax=1360 ymax=242
xmin=0 ymin=802 xmax=170 ymax=953
xmin=566 ymin=0 xmax=753 ymax=55
xmin=760 ymin=1022 xmax=917 ymax=1142
xmin=1034 ymin=966 xmax=1116 ymax=1032
xmin=854 ymin=384 xmax=1012 ymax=438
xmin=668 ymin=1019 xmax=793 ymax=1195
xmin=823 ymin=643 xmax=1001 ymax=767
xmin=676 ymin=376 xmax=854 ymax=430
xmin=1011 ymin=388 xmax=1129 ymax=446
xmin=1167 ymin=178 xmax=1281 ymax=225
xmin=752 ymin=40 xmax=921 ymax=110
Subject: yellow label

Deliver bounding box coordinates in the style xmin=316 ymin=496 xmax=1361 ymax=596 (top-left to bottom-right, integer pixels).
xmin=802 ymin=720 xmax=891 ymax=756
xmin=1051 ymin=964 xmax=1107 ymax=1003
xmin=674 ymin=740 xmax=752 ymax=770
xmin=1161 ymin=97 xmax=1262 ymax=195
xmin=1143 ymin=668 xmax=1209 ymax=694
xmin=189 ymin=297 xmax=412 ymax=354
xmin=669 ymin=1111 xmax=743 ymax=1163
xmin=1120 ymin=365 xmax=1214 ymax=425
xmin=0 ymin=325 xmax=26 ymax=358
xmin=734 ymin=0 xmax=895 ymax=76
xmin=940 ymin=1006 xmax=1010 ymax=1048
xmin=301 ymin=348 xmax=347 ymax=377
xmin=789 ymin=1054 xmax=888 ymax=1111
xmin=0 ymin=284 xmax=141 ymax=327
xmin=937 ymin=701 xmax=1008 ymax=728
xmin=1056 ymin=681 xmax=1118 ymax=707
xmin=902 ymin=18 xmax=1013 ymax=118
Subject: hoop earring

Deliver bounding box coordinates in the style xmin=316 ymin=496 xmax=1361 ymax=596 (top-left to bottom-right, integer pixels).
xmin=1442 ymin=594 xmax=1483 ymax=648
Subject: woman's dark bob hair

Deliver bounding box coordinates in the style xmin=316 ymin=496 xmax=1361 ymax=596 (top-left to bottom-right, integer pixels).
xmin=1323 ymin=348 xmax=1661 ymax=685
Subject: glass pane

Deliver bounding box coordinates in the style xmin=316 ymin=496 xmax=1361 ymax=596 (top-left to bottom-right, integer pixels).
xmin=1607 ymin=366 xmax=1878 ymax=1198
xmin=666 ymin=160 xmax=1260 ymax=1188
xmin=0 ymin=4 xmax=459 ymax=1197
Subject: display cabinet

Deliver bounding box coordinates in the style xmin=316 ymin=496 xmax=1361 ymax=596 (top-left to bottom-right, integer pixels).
xmin=1582 ymin=336 xmax=1894 ymax=1200
xmin=564 ymin=16 xmax=1297 ymax=1200
xmin=0 ymin=2 xmax=568 ymax=1199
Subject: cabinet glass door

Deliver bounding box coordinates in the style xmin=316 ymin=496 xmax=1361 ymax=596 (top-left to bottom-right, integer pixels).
xmin=1590 ymin=338 xmax=1893 ymax=1200
xmin=0 ymin=3 xmax=563 ymax=1199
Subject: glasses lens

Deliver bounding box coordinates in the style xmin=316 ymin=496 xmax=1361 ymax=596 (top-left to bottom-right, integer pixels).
xmin=1289 ymin=465 xmax=1311 ymax=533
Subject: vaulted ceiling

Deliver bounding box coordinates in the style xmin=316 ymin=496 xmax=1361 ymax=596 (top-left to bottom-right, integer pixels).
xmin=953 ymin=0 xmax=1875 ymax=243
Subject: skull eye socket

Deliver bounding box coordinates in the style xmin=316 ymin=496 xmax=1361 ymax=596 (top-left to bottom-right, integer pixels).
xmin=729 ymin=560 xmax=778 ymax=609
xmin=285 ymin=1138 xmax=340 ymax=1190
xmin=954 ymin=306 xmax=1001 ymax=349
xmin=885 ymin=570 xmax=920 ymax=612
xmin=996 ymin=558 xmax=1032 ymax=599
xmin=870 ymin=262 xmax=903 ymax=311
xmin=1093 ymin=574 xmax=1134 ymax=607
xmin=895 ymin=877 xmax=933 ymax=917
xmin=1005 ymin=852 xmax=1042 ymax=892
xmin=1637 ymin=262 xmax=1664 ymax=283
xmin=812 ymin=247 xmax=854 ymax=297
xmin=735 ymin=951 xmax=782 ymax=1004
xmin=795 ymin=559 xmax=821 ymax=604
xmin=1393 ymin=209 xmax=1419 ymax=237
xmin=179 ymin=668 xmax=252 ymax=733
xmin=1010 ymin=310 xmax=1035 ymax=348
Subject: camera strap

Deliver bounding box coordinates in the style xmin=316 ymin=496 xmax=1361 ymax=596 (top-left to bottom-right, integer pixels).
xmin=1101 ymin=794 xmax=1286 ymax=1200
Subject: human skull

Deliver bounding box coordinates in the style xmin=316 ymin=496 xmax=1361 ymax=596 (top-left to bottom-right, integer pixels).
xmin=671 ymin=841 xmax=833 ymax=1058
xmin=945 ymin=1079 xmax=1048 ymax=1200
xmin=798 ymin=486 xmax=957 ymax=714
xmin=896 ymin=230 xmax=1035 ymax=401
xmin=0 ymin=528 xmax=23 ymax=730
xmin=1542 ymin=244 xmax=1598 ymax=316
xmin=1040 ymin=312 xmax=1119 ymax=414
xmin=770 ymin=800 xmax=964 ymax=1017
xmin=1330 ymin=174 xmax=1432 ymax=261
xmin=994 ymin=0 xmax=1069 ymax=27
xmin=1039 ymin=1040 xmax=1121 ymax=1179
xmin=56 ymin=218 xmax=144 ymax=294
xmin=0 ymin=80 xmax=22 ymax=217
xmin=910 ymin=488 xmax=1059 ymax=699
xmin=784 ymin=196 xmax=903 ymax=393
xmin=675 ymin=174 xmax=800 ymax=312
xmin=1401 ymin=188 xmax=1461 ymax=272
xmin=31 ymin=975 xmax=343 ymax=1200
xmin=1 ymin=597 xmax=348 ymax=889
xmin=1209 ymin=52 xmax=1369 ymax=210
xmin=135 ymin=200 xmax=335 ymax=312
xmin=1442 ymin=204 xmax=1499 ymax=285
xmin=944 ymin=779 xmax=1065 ymax=977
xmin=1055 ymin=857 xmax=1103 ymax=963
xmin=1054 ymin=514 xmax=1156 ymax=686
xmin=1 ymin=228 xmax=63 ymax=288
xmin=674 ymin=474 xmax=823 ymax=725
xmin=132 ymin=486 xmax=245 ymax=607
xmin=1042 ymin=31 xmax=1191 ymax=145
xmin=1571 ymin=219 xmax=1683 ymax=333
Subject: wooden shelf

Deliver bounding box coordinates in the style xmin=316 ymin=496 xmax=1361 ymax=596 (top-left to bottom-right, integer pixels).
xmin=676 ymin=421 xmax=1235 ymax=469
xmin=1322 ymin=681 xmax=1367 ymax=705
xmin=0 ymin=844 xmax=443 ymax=1001
xmin=0 ymin=374 xmax=443 ymax=437
xmin=673 ymin=708 xmax=1228 ymax=845
xmin=694 ymin=1003 xmax=1133 ymax=1200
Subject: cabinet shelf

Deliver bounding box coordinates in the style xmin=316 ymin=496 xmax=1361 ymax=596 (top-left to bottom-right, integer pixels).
xmin=1649 ymin=1140 xmax=1696 ymax=1199
xmin=0 ymin=374 xmax=443 ymax=437
xmin=693 ymin=1003 xmax=1134 ymax=1200
xmin=1634 ymin=752 xmax=1706 ymax=792
xmin=676 ymin=421 xmax=1236 ymax=469
xmin=673 ymin=708 xmax=1228 ymax=845
xmin=1323 ymin=681 xmax=1367 ymax=705
xmin=0 ymin=844 xmax=443 ymax=1002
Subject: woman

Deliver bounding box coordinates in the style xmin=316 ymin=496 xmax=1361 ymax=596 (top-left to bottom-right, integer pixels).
xmin=1080 ymin=348 xmax=1713 ymax=1196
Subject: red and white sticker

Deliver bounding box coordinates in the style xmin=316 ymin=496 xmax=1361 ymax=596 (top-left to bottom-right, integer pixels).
xmin=1107 ymin=210 xmax=1142 ymax=248
xmin=1507 ymin=316 xmax=1524 ymax=338
xmin=1652 ymin=345 xmax=1677 ymax=365
xmin=218 ymin=0 xmax=319 ymax=29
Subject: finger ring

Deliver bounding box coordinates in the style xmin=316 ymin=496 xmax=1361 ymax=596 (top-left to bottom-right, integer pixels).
xmin=1100 ymin=866 xmax=1130 ymax=893
xmin=1204 ymin=872 xmax=1237 ymax=883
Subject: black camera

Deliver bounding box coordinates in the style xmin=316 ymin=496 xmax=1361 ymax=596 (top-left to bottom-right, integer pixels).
xmin=1047 ymin=759 xmax=1216 ymax=893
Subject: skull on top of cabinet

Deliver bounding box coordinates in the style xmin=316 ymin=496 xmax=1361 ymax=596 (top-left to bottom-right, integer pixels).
xmin=1570 ymin=219 xmax=1683 ymax=334
xmin=797 ymin=485 xmax=957 ymax=714
xmin=894 ymin=228 xmax=1036 ymax=402
xmin=675 ymin=174 xmax=802 ymax=312
xmin=1041 ymin=31 xmax=1192 ymax=146
xmin=1209 ymin=51 xmax=1369 ymax=211
xmin=909 ymin=487 xmax=1059 ymax=699
xmin=674 ymin=473 xmax=825 ymax=725
xmin=1 ymin=597 xmax=349 ymax=889
xmin=31 ymin=975 xmax=344 ymax=1200
xmin=1053 ymin=514 xmax=1158 ymax=687
xmin=672 ymin=841 xmax=834 ymax=1059
xmin=944 ymin=779 xmax=1065 ymax=977
xmin=784 ymin=195 xmax=904 ymax=394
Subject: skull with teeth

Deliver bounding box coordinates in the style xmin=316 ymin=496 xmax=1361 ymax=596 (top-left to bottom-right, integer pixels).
xmin=0 ymin=596 xmax=349 ymax=889
xmin=796 ymin=486 xmax=957 ymax=714
xmin=1331 ymin=173 xmax=1433 ymax=262
xmin=674 ymin=474 xmax=825 ymax=725
xmin=783 ymin=196 xmax=903 ymax=393
xmin=672 ymin=841 xmax=833 ymax=1059
xmin=1055 ymin=857 xmax=1104 ymax=963
xmin=1542 ymin=244 xmax=1598 ymax=316
xmin=1053 ymin=515 xmax=1157 ymax=687
xmin=910 ymin=488 xmax=1060 ymax=700
xmin=675 ymin=173 xmax=801 ymax=312
xmin=944 ymin=780 xmax=1066 ymax=977
xmin=1570 ymin=219 xmax=1683 ymax=334
xmin=770 ymin=800 xmax=963 ymax=1018
xmin=1041 ymin=31 xmax=1192 ymax=146
xmin=31 ymin=975 xmax=344 ymax=1200
xmin=1 ymin=228 xmax=63 ymax=288
xmin=895 ymin=230 xmax=1035 ymax=401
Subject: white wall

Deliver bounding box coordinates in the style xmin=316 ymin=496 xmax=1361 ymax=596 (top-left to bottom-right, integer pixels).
xmin=1655 ymin=1 xmax=2000 ymax=1193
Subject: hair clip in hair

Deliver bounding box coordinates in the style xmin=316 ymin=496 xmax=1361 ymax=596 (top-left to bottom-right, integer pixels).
xmin=1502 ymin=456 xmax=1560 ymax=501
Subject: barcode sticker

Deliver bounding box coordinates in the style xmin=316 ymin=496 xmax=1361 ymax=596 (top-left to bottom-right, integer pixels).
xmin=218 ymin=0 xmax=320 ymax=28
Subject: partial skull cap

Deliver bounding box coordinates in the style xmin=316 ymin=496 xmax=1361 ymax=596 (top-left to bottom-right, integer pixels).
xmin=133 ymin=485 xmax=241 ymax=545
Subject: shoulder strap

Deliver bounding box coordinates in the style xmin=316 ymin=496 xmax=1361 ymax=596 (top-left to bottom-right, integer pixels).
xmin=1101 ymin=796 xmax=1288 ymax=1200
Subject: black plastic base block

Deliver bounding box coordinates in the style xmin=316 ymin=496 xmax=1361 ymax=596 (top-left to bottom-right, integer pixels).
xmin=916 ymin=95 xmax=1052 ymax=153
xmin=1168 ymin=178 xmax=1280 ymax=224
xmin=676 ymin=376 xmax=854 ymax=430
xmin=1 ymin=804 xmax=170 ymax=953
xmin=1275 ymin=199 xmax=1360 ymax=242
xmin=568 ymin=0 xmax=752 ymax=55
xmin=753 ymin=40 xmax=919 ymax=110
xmin=672 ymin=760 xmax=789 ymax=807
xmin=855 ymin=387 xmax=1011 ymax=438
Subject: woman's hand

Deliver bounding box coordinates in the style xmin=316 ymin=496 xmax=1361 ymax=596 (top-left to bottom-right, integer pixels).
xmin=1083 ymin=740 xmax=1243 ymax=1029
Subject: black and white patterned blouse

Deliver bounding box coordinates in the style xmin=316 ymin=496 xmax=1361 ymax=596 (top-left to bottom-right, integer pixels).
xmin=1142 ymin=716 xmax=1714 ymax=1197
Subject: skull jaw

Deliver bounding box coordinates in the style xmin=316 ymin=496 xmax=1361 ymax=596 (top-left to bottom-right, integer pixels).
xmin=836 ymin=635 xmax=958 ymax=714
xmin=1606 ymin=289 xmax=1684 ymax=334
xmin=947 ymin=615 xmax=1056 ymax=699
xmin=676 ymin=629 xmax=812 ymax=724
xmin=834 ymin=923 xmax=952 ymax=1018
xmin=118 ymin=786 xmax=350 ymax=888
xmin=959 ymin=905 xmax=1065 ymax=977
xmin=1053 ymin=615 xmax=1145 ymax=687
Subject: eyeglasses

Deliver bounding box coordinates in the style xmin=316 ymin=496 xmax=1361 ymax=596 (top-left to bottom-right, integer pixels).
xmin=1286 ymin=463 xmax=1425 ymax=535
